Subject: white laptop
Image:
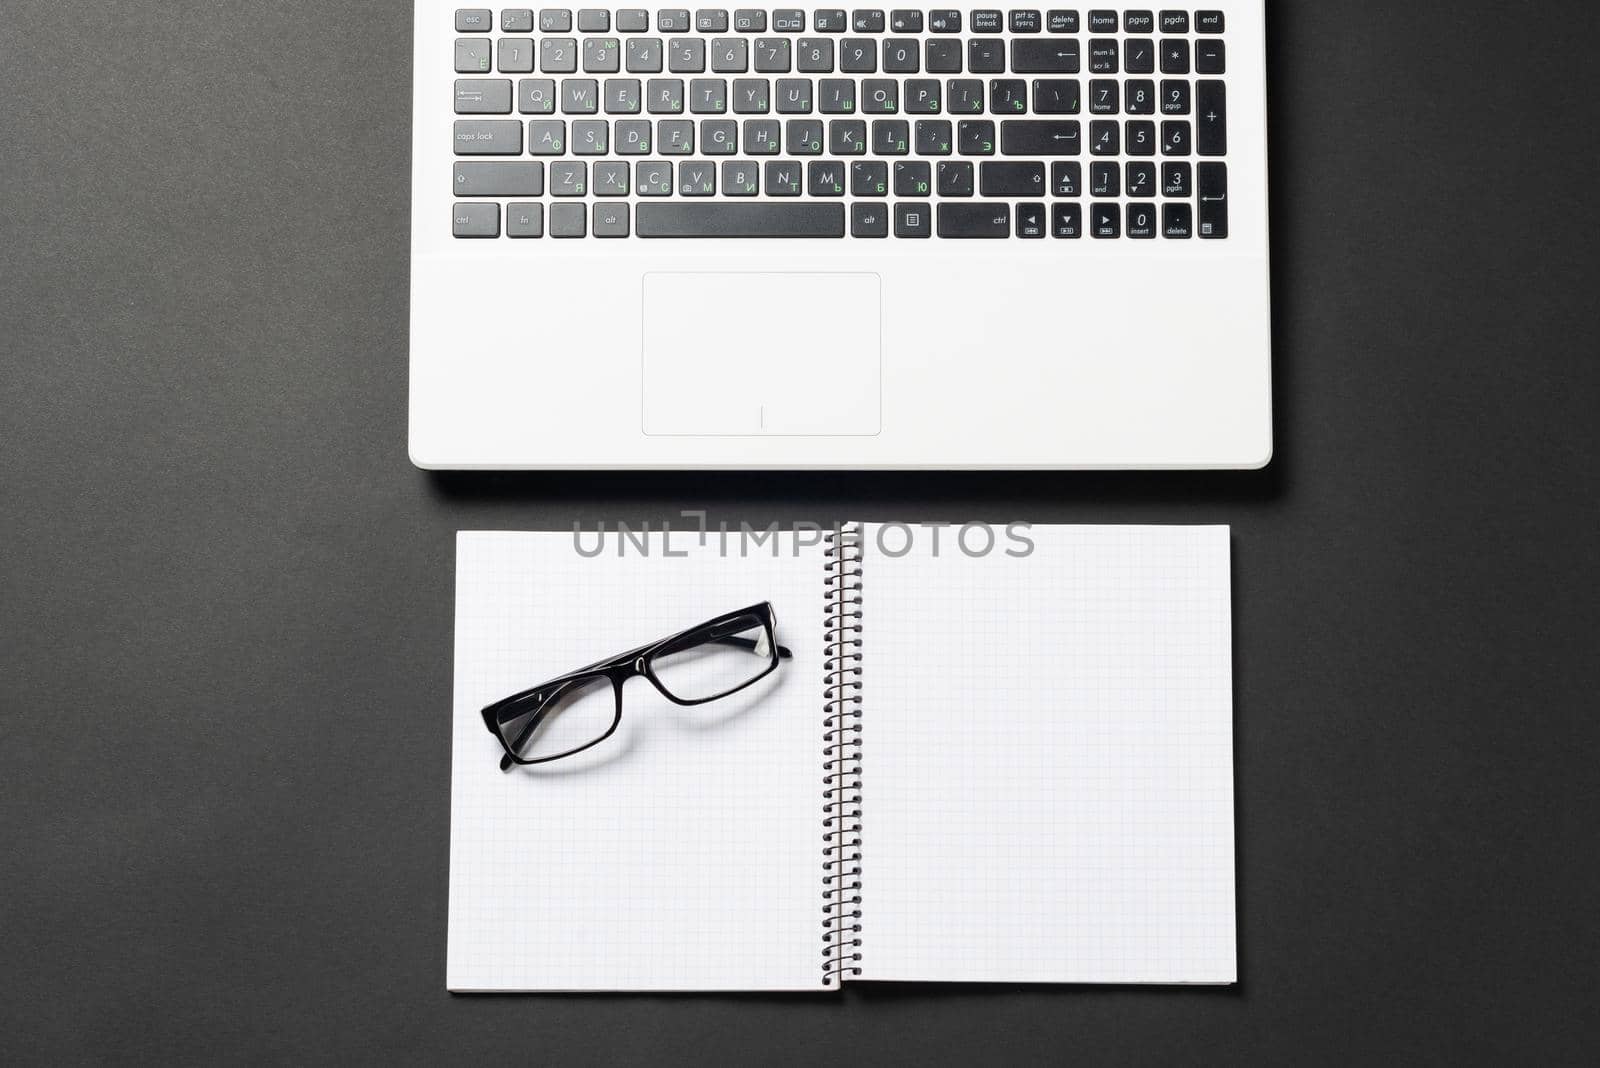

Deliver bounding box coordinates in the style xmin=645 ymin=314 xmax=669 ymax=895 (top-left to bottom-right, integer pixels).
xmin=411 ymin=3 xmax=1271 ymax=469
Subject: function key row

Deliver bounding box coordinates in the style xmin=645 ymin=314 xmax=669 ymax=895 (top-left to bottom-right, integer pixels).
xmin=456 ymin=36 xmax=1225 ymax=76
xmin=458 ymin=9 xmax=1228 ymax=34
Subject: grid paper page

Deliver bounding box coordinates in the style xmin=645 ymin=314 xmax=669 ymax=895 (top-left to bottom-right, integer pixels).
xmin=857 ymin=525 xmax=1236 ymax=984
xmin=448 ymin=531 xmax=825 ymax=991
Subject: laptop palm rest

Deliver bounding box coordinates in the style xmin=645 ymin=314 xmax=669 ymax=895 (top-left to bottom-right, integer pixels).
xmin=641 ymin=272 xmax=881 ymax=436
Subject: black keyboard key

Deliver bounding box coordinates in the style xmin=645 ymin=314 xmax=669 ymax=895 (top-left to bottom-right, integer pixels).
xmin=908 ymin=78 xmax=940 ymax=111
xmin=1195 ymin=39 xmax=1225 ymax=74
xmin=1162 ymin=160 xmax=1191 ymax=196
xmin=971 ymin=11 xmax=1004 ymax=33
xmin=1087 ymin=10 xmax=1117 ymax=32
xmin=1011 ymin=38 xmax=1080 ymax=73
xmin=927 ymin=10 xmax=961 ymax=33
xmin=1088 ymin=79 xmax=1118 ymax=113
xmin=1126 ymin=79 xmax=1155 ymax=114
xmin=851 ymin=159 xmax=888 ymax=194
xmin=1160 ymin=38 xmax=1189 ymax=74
xmin=1089 ymin=119 xmax=1119 ymax=155
xmin=808 ymin=159 xmax=846 ymax=194
xmin=1051 ymin=201 xmax=1082 ymax=237
xmin=1051 ymin=160 xmax=1081 ymax=195
xmin=1161 ymin=119 xmax=1190 ymax=155
xmin=926 ymin=39 xmax=962 ymax=72
xmin=1090 ymin=160 xmax=1118 ymax=195
xmin=872 ymin=118 xmax=910 ymax=153
xmin=968 ymin=38 xmax=1005 ymax=73
xmin=915 ymin=119 xmax=952 ymax=153
xmin=840 ymin=37 xmax=876 ymax=71
xmin=1126 ymin=202 xmax=1156 ymax=238
xmin=765 ymin=159 xmax=802 ymax=194
xmin=1000 ymin=119 xmax=1080 ymax=155
xmin=948 ymin=79 xmax=985 ymax=113
xmin=1046 ymin=10 xmax=1079 ymax=33
xmin=1090 ymin=201 xmax=1120 ymax=237
xmin=1196 ymin=80 xmax=1226 ymax=155
xmin=980 ymin=161 xmax=1046 ymax=196
xmin=912 ymin=118 xmax=954 ymax=155
xmin=904 ymin=79 xmax=941 ymax=113
xmin=785 ymin=118 xmax=823 ymax=152
xmin=894 ymin=201 xmax=932 ymax=236
xmin=851 ymin=201 xmax=888 ymax=236
xmin=1124 ymin=10 xmax=1153 ymax=33
xmin=936 ymin=159 xmax=974 ymax=195
xmin=695 ymin=10 xmax=729 ymax=32
xmin=1016 ymin=202 xmax=1047 ymax=237
xmin=890 ymin=10 xmax=923 ymax=32
xmin=1088 ymin=39 xmax=1118 ymax=73
xmin=1125 ymin=160 xmax=1156 ymax=197
xmin=883 ymin=38 xmax=919 ymax=72
xmin=1032 ymin=78 xmax=1080 ymax=114
xmin=894 ymin=159 xmax=931 ymax=195
xmin=1162 ymin=201 xmax=1192 ymax=238
xmin=957 ymin=119 xmax=995 ymax=154
xmin=862 ymin=78 xmax=899 ymax=112
xmin=937 ymin=203 xmax=1010 ymax=237
xmin=819 ymin=77 xmax=856 ymax=112
xmin=989 ymin=79 xmax=1027 ymax=114
xmin=814 ymin=9 xmax=848 ymax=32
xmin=1126 ymin=119 xmax=1155 ymax=155
xmin=1011 ymin=10 xmax=1042 ymax=33
xmin=1125 ymin=38 xmax=1155 ymax=74
xmin=1159 ymin=10 xmax=1188 ymax=34
xmin=796 ymin=38 xmax=834 ymax=71
xmin=1195 ymin=10 xmax=1224 ymax=33
xmin=636 ymin=201 xmax=844 ymax=235
xmin=829 ymin=118 xmax=867 ymax=153
xmin=1161 ymin=79 xmax=1190 ymax=114
xmin=852 ymin=10 xmax=885 ymax=33
xmin=773 ymin=9 xmax=805 ymax=31
xmin=1198 ymin=161 xmax=1227 ymax=238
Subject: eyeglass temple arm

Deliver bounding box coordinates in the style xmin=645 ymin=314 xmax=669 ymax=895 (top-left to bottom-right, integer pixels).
xmin=711 ymin=634 xmax=793 ymax=659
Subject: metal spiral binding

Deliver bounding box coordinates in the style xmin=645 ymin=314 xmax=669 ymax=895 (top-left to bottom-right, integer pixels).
xmin=821 ymin=523 xmax=864 ymax=985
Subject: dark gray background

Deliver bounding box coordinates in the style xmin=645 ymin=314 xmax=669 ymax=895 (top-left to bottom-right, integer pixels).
xmin=3 ymin=0 xmax=1597 ymax=1063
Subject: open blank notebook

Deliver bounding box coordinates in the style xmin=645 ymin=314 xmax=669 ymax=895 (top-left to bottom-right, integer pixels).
xmin=449 ymin=525 xmax=1236 ymax=991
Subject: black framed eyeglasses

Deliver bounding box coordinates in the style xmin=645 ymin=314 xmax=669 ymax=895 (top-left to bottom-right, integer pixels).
xmin=481 ymin=602 xmax=793 ymax=771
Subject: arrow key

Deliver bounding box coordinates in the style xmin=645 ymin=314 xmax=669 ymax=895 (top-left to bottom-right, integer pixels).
xmin=1090 ymin=202 xmax=1120 ymax=238
xmin=1016 ymin=202 xmax=1047 ymax=238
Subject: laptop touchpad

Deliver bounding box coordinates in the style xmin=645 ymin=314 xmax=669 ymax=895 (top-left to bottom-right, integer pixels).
xmin=642 ymin=272 xmax=881 ymax=436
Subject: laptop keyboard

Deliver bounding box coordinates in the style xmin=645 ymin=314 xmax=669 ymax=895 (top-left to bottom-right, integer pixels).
xmin=450 ymin=8 xmax=1232 ymax=239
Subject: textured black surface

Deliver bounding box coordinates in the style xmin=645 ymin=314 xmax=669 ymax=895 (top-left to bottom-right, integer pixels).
xmin=2 ymin=1 xmax=1598 ymax=1062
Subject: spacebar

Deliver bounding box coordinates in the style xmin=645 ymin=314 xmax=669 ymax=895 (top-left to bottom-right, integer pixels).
xmin=636 ymin=203 xmax=845 ymax=238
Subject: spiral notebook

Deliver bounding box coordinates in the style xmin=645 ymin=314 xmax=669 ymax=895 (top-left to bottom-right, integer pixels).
xmin=448 ymin=525 xmax=1236 ymax=991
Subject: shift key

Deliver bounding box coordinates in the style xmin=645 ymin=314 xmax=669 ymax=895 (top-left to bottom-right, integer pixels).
xmin=453 ymin=119 xmax=523 ymax=154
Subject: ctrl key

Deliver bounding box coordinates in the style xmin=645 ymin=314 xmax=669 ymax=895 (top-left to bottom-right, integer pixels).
xmin=452 ymin=202 xmax=499 ymax=237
